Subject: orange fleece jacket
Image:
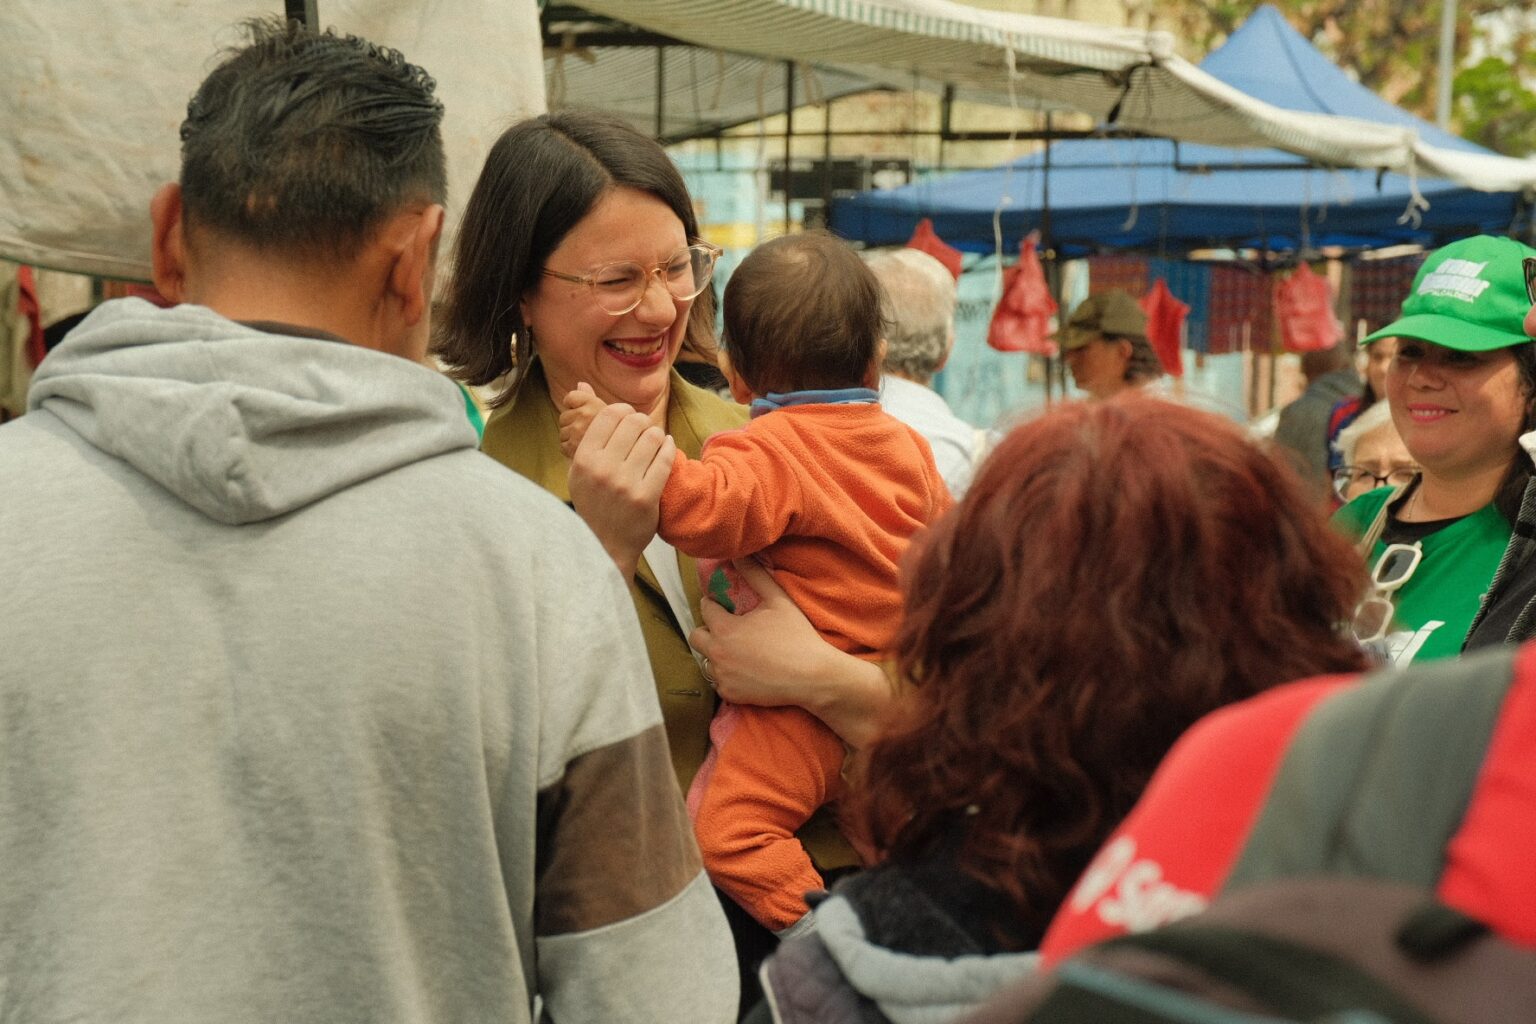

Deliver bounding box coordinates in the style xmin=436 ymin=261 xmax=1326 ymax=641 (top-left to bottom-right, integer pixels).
xmin=664 ymin=402 xmax=950 ymax=931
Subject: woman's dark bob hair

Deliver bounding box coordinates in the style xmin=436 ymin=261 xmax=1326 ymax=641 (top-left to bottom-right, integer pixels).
xmin=434 ymin=109 xmax=716 ymax=404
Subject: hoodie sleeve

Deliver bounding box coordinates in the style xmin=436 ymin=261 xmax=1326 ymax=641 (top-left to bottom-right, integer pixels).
xmin=530 ymin=524 xmax=737 ymax=1024
xmin=533 ymin=728 xmax=736 ymax=1023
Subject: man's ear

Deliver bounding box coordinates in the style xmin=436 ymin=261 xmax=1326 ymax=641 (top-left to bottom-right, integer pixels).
xmin=389 ymin=203 xmax=446 ymax=327
xmin=149 ymin=183 xmax=188 ymax=303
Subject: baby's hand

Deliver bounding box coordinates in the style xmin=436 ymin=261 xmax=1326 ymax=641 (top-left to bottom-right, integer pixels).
xmin=559 ymin=382 xmax=608 ymax=457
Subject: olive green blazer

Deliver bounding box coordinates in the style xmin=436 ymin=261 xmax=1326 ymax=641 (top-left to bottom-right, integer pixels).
xmin=482 ymin=362 xmax=743 ymax=791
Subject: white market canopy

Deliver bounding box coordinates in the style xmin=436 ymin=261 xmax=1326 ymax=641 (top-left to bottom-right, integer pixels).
xmin=564 ymin=0 xmax=1536 ymax=193
xmin=6 ymin=0 xmax=1534 ymax=280
xmin=0 ymin=0 xmax=545 ymax=280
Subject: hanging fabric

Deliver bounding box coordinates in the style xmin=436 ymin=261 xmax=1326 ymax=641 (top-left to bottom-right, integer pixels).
xmin=1086 ymin=254 xmax=1149 ymax=299
xmin=905 ymin=218 xmax=963 ymax=281
xmin=1208 ymin=264 xmax=1271 ymax=355
xmin=1149 ymin=258 xmax=1211 ymax=354
xmin=1350 ymin=254 xmax=1427 ymax=336
xmin=1139 ymin=278 xmax=1189 ymax=377
xmin=986 ymin=237 xmax=1058 ymax=355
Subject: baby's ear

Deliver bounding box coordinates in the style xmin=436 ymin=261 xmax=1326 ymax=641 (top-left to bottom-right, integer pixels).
xmin=864 ymin=341 xmax=888 ymax=388
xmin=719 ymin=351 xmax=755 ymax=405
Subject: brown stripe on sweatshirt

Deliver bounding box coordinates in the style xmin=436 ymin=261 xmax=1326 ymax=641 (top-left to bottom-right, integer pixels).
xmin=535 ymin=723 xmax=704 ymax=935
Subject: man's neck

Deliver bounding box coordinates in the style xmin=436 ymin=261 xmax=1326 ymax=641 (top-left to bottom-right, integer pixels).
xmin=188 ymin=275 xmax=375 ymax=350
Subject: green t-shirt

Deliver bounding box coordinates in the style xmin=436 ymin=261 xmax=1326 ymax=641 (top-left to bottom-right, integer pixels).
xmin=1333 ymin=488 xmax=1510 ymax=665
xmin=456 ymin=381 xmax=485 ymax=441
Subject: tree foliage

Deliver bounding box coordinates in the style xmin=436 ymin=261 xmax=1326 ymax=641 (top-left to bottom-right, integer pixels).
xmin=1163 ymin=1 xmax=1536 ymax=156
xmin=1454 ymin=54 xmax=1536 ymax=157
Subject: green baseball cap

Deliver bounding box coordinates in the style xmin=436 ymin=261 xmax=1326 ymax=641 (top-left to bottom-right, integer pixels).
xmin=1059 ymin=291 xmax=1148 ymax=351
xmin=1363 ymin=235 xmax=1536 ymax=352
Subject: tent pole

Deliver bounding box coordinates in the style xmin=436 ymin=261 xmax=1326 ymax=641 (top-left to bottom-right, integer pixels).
xmin=1041 ymin=111 xmax=1062 ymax=405
xmin=1436 ymin=0 xmax=1457 ymax=128
xmin=284 ymin=0 xmax=317 ymax=29
xmin=939 ymin=85 xmax=954 ymax=172
xmin=821 ymin=97 xmax=833 ymax=231
xmin=784 ymin=61 xmax=795 ymax=235
xmin=655 ymin=46 xmax=666 ymax=139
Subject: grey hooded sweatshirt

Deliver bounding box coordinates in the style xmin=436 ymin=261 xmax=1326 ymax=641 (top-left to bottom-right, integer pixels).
xmin=0 ymin=299 xmax=735 ymax=1024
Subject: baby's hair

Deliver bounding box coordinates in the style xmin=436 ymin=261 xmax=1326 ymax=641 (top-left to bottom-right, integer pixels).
xmin=722 ymin=230 xmax=886 ymax=395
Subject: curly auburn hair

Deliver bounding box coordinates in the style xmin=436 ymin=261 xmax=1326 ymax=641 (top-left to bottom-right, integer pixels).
xmin=853 ymin=396 xmax=1369 ymax=945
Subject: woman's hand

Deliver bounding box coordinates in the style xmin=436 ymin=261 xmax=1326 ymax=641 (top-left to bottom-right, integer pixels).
xmin=691 ymin=558 xmax=897 ymax=748
xmin=568 ymin=402 xmax=676 ymax=581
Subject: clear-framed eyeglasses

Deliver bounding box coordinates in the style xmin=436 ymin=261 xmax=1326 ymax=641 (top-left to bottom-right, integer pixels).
xmin=1351 ymin=542 xmax=1423 ymax=646
xmin=1331 ymin=465 xmax=1418 ymax=504
xmin=541 ymin=243 xmax=722 ymax=316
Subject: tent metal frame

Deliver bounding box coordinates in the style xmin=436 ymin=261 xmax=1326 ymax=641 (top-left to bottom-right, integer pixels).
xmin=284 ymin=0 xmax=317 ymax=30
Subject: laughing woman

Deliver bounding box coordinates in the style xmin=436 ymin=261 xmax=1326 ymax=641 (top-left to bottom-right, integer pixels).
xmin=1334 ymin=235 xmax=1536 ymax=665
xmin=434 ymin=110 xmax=885 ymax=1014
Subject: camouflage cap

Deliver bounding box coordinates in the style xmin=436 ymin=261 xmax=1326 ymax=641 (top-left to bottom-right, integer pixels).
xmin=1059 ymin=290 xmax=1148 ymax=351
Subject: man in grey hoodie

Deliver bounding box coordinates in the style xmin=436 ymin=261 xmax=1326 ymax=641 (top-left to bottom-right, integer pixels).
xmin=0 ymin=19 xmax=734 ymax=1024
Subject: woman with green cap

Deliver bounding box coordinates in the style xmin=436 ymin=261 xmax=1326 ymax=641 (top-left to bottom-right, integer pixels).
xmin=1335 ymin=234 xmax=1536 ymax=666
xmin=1463 ymin=252 xmax=1536 ymax=650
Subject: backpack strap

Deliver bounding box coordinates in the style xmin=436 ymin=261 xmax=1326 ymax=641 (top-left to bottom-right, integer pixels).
xmin=1093 ymin=925 xmax=1441 ymax=1024
xmin=1355 ymin=477 xmax=1414 ymax=559
xmin=1042 ymin=959 xmax=1302 ymax=1024
xmin=1395 ymin=901 xmax=1488 ymax=962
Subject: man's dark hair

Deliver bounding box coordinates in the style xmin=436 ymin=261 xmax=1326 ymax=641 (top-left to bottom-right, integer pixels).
xmin=178 ymin=17 xmax=446 ymax=259
xmin=1299 ymin=341 xmax=1353 ymax=381
xmin=723 ymin=231 xmax=885 ymax=396
xmin=434 ymin=109 xmax=716 ymax=405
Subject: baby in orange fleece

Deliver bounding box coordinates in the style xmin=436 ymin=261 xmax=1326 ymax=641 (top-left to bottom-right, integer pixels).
xmin=563 ymin=230 xmax=950 ymax=937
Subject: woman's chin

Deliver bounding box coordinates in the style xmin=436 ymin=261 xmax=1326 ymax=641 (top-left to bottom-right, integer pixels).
xmin=597 ymin=366 xmax=673 ymax=415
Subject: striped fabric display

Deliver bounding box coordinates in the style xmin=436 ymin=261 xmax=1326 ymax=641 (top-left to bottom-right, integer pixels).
xmin=1149 ymin=258 xmax=1211 ymax=354
xmin=1086 ymin=255 xmax=1149 ymax=299
xmin=1350 ymin=254 xmax=1429 ymax=338
xmin=1207 ymin=264 xmax=1272 ymax=355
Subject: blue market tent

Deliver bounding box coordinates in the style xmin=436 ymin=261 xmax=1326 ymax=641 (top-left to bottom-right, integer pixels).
xmin=831 ymin=6 xmax=1529 ymax=255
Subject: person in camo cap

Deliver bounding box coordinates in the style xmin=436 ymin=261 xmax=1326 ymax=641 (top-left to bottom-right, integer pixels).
xmin=1059 ymin=289 xmax=1163 ymax=400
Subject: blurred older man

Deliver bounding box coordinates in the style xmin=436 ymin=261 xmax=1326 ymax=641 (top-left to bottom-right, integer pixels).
xmin=864 ymin=248 xmax=986 ymax=497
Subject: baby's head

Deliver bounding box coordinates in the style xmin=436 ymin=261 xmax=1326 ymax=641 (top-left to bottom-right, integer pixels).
xmin=721 ymin=231 xmax=886 ymax=399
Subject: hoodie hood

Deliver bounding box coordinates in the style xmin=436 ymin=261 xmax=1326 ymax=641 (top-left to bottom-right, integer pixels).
xmin=813 ymin=889 xmax=1039 ymax=1024
xmin=29 ymin=298 xmax=478 ymax=525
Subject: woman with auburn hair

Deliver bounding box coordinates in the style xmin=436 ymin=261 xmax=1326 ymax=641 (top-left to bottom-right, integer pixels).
xmin=751 ymin=396 xmax=1369 ymax=1024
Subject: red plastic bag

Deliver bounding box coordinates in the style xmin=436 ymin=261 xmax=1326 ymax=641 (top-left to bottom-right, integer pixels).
xmin=905 ymin=218 xmax=963 ymax=281
xmin=987 ymin=238 xmax=1058 ymax=355
xmin=1139 ymin=278 xmax=1188 ymax=377
xmin=1274 ymin=262 xmax=1342 ymax=353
